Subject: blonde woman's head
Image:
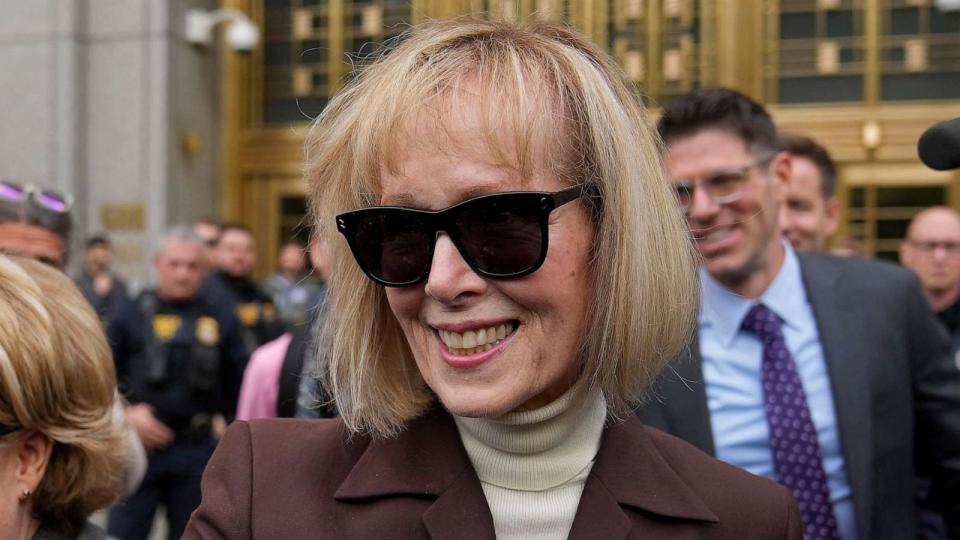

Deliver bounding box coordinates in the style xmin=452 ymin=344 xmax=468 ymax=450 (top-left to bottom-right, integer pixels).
xmin=307 ymin=19 xmax=698 ymax=437
xmin=0 ymin=255 xmax=124 ymax=536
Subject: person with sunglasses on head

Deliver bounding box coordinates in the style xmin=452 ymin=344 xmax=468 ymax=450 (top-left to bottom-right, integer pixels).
xmin=0 ymin=179 xmax=148 ymax=500
xmin=0 ymin=180 xmax=74 ymax=267
xmin=185 ymin=20 xmax=801 ymax=539
xmin=635 ymin=88 xmax=960 ymax=540
xmin=0 ymin=254 xmax=128 ymax=540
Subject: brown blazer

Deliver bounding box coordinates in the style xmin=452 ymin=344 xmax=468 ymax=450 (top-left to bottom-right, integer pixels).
xmin=184 ymin=406 xmax=801 ymax=539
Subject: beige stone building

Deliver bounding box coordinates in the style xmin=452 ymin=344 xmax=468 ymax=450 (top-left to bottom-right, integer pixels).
xmin=3 ymin=0 xmax=958 ymax=280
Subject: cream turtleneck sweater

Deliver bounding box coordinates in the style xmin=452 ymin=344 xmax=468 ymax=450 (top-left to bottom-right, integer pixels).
xmin=453 ymin=386 xmax=607 ymax=540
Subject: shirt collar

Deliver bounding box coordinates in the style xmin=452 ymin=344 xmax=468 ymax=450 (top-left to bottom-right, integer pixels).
xmin=700 ymin=240 xmax=807 ymax=347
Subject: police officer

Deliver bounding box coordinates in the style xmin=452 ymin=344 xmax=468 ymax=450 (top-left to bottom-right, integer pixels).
xmin=107 ymin=226 xmax=247 ymax=540
xmin=201 ymin=223 xmax=285 ymax=352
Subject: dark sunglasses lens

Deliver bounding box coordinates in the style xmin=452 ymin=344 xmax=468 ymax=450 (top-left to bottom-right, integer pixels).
xmin=352 ymin=212 xmax=432 ymax=284
xmin=456 ymin=196 xmax=544 ymax=276
xmin=0 ymin=181 xmax=25 ymax=201
xmin=36 ymin=190 xmax=68 ymax=212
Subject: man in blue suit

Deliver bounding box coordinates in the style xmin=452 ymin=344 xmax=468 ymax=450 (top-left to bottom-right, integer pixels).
xmin=637 ymin=88 xmax=960 ymax=539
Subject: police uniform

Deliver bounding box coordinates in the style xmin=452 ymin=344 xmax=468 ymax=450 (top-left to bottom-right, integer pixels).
xmin=106 ymin=291 xmax=247 ymax=540
xmin=201 ymin=269 xmax=286 ymax=353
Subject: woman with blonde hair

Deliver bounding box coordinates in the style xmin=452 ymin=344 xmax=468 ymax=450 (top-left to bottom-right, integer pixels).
xmin=186 ymin=19 xmax=801 ymax=538
xmin=0 ymin=255 xmax=126 ymax=539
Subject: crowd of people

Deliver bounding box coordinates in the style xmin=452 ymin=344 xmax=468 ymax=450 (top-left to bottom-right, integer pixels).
xmin=0 ymin=187 xmax=331 ymax=538
xmin=0 ymin=17 xmax=958 ymax=540
xmin=639 ymin=88 xmax=960 ymax=539
xmin=97 ymin=223 xmax=333 ymax=539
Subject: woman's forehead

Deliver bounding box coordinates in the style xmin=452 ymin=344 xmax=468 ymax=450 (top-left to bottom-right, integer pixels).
xmin=378 ymin=86 xmax=564 ymax=185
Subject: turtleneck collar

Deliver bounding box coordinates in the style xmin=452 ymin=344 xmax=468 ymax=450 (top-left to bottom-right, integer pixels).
xmin=452 ymin=385 xmax=607 ymax=491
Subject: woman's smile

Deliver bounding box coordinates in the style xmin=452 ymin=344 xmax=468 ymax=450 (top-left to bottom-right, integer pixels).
xmin=436 ymin=319 xmax=518 ymax=354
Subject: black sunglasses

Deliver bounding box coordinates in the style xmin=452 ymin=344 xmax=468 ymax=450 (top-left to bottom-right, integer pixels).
xmin=336 ymin=185 xmax=596 ymax=287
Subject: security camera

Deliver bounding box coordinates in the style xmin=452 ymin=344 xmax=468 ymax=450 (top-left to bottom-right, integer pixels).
xmin=226 ymin=18 xmax=259 ymax=52
xmin=186 ymin=8 xmax=259 ymax=52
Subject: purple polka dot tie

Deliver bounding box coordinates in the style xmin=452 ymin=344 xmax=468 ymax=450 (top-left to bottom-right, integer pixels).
xmin=742 ymin=303 xmax=840 ymax=540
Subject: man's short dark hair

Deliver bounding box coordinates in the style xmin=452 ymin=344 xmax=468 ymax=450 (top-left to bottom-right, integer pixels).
xmin=657 ymin=88 xmax=780 ymax=158
xmin=85 ymin=234 xmax=111 ymax=249
xmin=778 ymin=133 xmax=837 ymax=199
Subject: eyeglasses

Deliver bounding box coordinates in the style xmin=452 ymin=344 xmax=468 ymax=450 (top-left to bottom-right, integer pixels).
xmin=906 ymin=239 xmax=960 ymax=255
xmin=0 ymin=180 xmax=73 ymax=214
xmin=671 ymin=156 xmax=773 ymax=212
xmin=336 ymin=185 xmax=597 ymax=287
xmin=0 ymin=424 xmax=19 ymax=437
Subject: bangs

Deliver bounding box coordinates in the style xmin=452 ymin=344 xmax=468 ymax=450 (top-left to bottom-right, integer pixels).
xmin=350 ymin=29 xmax=578 ymax=201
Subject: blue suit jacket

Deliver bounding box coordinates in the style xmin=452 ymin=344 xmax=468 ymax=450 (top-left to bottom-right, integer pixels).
xmin=637 ymin=252 xmax=960 ymax=539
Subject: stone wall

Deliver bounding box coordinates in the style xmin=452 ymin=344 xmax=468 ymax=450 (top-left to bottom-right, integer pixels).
xmin=0 ymin=0 xmax=220 ymax=289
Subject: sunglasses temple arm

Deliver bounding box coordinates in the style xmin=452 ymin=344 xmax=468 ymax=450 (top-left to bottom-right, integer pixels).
xmin=553 ymin=184 xmax=599 ymax=207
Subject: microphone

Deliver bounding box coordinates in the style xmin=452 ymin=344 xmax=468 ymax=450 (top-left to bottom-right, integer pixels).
xmin=918 ymin=117 xmax=960 ymax=171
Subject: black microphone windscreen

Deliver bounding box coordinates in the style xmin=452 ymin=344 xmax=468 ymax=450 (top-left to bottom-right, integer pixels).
xmin=918 ymin=117 xmax=960 ymax=171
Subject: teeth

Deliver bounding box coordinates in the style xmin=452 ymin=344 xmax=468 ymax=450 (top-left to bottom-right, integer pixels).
xmin=438 ymin=323 xmax=515 ymax=356
xmin=463 ymin=330 xmax=477 ymax=348
xmin=704 ymin=228 xmax=730 ymax=241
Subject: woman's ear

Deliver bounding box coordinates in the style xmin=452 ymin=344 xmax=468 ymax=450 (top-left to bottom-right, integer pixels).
xmin=16 ymin=431 xmax=53 ymax=495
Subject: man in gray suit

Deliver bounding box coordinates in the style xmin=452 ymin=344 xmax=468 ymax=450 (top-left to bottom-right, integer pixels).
xmin=637 ymin=88 xmax=960 ymax=539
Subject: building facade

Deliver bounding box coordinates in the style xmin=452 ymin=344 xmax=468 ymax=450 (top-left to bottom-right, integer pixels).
xmin=2 ymin=1 xmax=955 ymax=280
xmin=226 ymin=0 xmax=960 ymax=272
xmin=0 ymin=0 xmax=221 ymax=286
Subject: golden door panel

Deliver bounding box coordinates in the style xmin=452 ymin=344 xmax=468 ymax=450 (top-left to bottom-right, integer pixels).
xmin=245 ymin=175 xmax=310 ymax=277
xmin=838 ymin=162 xmax=960 ymax=262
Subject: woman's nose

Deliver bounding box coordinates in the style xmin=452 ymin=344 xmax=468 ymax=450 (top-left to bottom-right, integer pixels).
xmin=423 ymin=234 xmax=487 ymax=304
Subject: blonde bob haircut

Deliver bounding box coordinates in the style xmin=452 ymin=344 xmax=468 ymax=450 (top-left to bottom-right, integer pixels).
xmin=0 ymin=255 xmax=125 ymax=535
xmin=307 ymin=19 xmax=698 ymax=437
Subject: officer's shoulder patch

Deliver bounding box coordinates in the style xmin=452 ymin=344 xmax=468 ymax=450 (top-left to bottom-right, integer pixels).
xmin=196 ymin=316 xmax=221 ymax=346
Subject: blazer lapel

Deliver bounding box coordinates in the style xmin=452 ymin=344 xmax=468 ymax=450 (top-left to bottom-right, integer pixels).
xmin=568 ymin=415 xmax=718 ymax=539
xmin=421 ymin=467 xmax=496 ymax=540
xmin=334 ymin=407 xmax=496 ymax=540
xmin=798 ymin=253 xmax=873 ymax=539
xmin=566 ymin=474 xmax=632 ymax=539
